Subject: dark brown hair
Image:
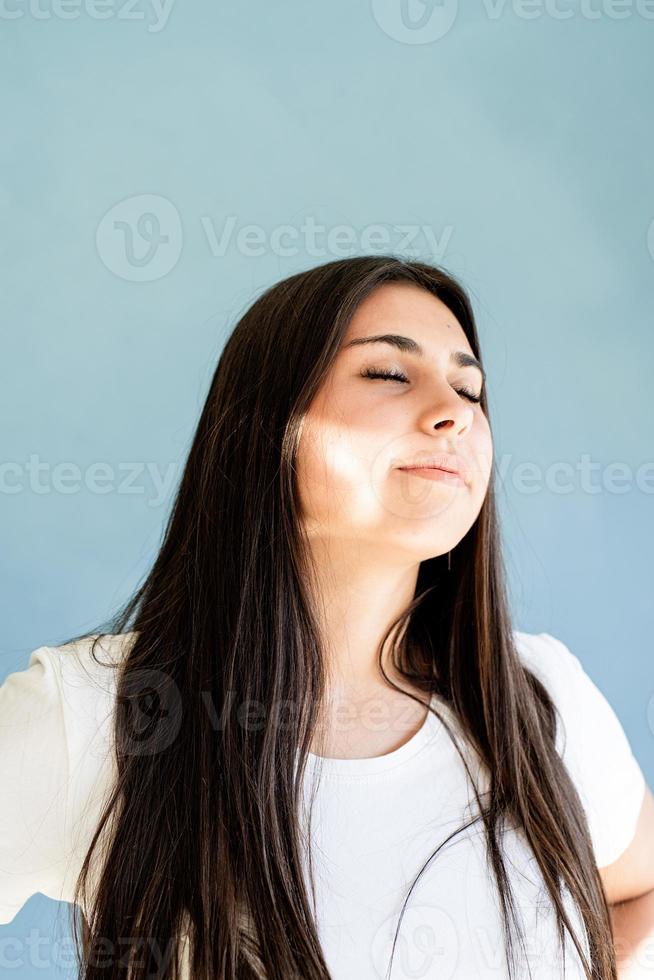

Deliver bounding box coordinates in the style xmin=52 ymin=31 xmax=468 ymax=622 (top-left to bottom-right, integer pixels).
xmin=64 ymin=255 xmax=617 ymax=978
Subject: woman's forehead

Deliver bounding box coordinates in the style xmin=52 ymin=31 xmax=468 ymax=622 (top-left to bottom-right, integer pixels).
xmin=341 ymin=284 xmax=471 ymax=357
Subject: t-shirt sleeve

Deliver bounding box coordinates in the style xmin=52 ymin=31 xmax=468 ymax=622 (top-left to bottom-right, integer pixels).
xmin=0 ymin=645 xmax=71 ymax=924
xmin=523 ymin=631 xmax=648 ymax=870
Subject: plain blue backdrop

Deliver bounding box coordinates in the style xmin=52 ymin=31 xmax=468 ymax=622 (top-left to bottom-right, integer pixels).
xmin=1 ymin=1 xmax=652 ymax=975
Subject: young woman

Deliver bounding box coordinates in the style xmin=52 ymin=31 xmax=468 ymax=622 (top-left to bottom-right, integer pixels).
xmin=1 ymin=255 xmax=652 ymax=979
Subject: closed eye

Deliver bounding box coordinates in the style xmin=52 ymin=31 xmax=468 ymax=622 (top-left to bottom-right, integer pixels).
xmin=360 ymin=366 xmax=482 ymax=404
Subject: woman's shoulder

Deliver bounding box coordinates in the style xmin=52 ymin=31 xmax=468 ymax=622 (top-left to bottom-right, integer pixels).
xmin=512 ymin=627 xmax=581 ymax=678
xmin=3 ymin=630 xmax=138 ymax=759
xmin=44 ymin=628 xmax=138 ymax=677
xmin=0 ymin=631 xmax=137 ymax=923
xmin=509 ymin=626 xmax=637 ymax=768
xmin=42 ymin=629 xmax=137 ymax=702
xmin=510 ymin=628 xmax=647 ymax=868
xmin=26 ymin=631 xmax=138 ymax=749
xmin=510 ymin=628 xmax=618 ymax=726
xmin=1 ymin=630 xmax=135 ymax=740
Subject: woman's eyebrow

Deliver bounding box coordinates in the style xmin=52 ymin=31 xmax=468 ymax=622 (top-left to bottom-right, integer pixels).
xmin=342 ymin=333 xmax=486 ymax=382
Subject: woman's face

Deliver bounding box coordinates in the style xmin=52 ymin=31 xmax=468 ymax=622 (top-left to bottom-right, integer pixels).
xmin=296 ymin=282 xmax=493 ymax=561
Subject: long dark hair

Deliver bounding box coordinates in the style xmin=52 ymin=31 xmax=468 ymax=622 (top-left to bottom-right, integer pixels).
xmin=63 ymin=255 xmax=617 ymax=979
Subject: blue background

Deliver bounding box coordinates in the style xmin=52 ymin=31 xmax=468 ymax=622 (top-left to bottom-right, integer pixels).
xmin=1 ymin=1 xmax=652 ymax=973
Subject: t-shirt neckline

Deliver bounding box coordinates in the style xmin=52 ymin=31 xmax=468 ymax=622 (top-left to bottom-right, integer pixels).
xmin=301 ymin=693 xmax=442 ymax=777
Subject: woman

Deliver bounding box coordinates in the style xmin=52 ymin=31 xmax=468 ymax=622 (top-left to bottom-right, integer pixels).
xmin=0 ymin=255 xmax=651 ymax=979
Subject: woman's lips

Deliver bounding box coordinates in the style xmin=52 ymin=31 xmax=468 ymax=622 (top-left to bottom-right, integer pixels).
xmin=394 ymin=452 xmax=470 ymax=484
xmin=397 ymin=466 xmax=466 ymax=485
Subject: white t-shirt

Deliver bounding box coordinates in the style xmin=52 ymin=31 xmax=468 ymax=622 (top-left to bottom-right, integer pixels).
xmin=0 ymin=629 xmax=647 ymax=979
